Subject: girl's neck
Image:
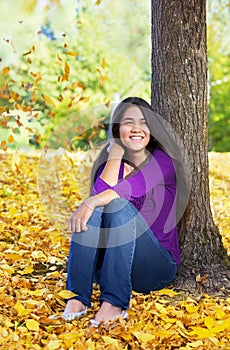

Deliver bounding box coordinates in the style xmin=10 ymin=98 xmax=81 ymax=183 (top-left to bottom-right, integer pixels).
xmin=127 ymin=149 xmax=149 ymax=167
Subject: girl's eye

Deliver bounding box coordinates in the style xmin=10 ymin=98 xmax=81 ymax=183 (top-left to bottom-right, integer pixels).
xmin=122 ymin=120 xmax=133 ymax=125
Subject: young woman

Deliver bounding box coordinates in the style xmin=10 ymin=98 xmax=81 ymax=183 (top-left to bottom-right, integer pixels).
xmin=61 ymin=97 xmax=188 ymax=325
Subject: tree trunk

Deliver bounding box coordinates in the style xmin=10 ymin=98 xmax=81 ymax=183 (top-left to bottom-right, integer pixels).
xmin=151 ymin=0 xmax=229 ymax=295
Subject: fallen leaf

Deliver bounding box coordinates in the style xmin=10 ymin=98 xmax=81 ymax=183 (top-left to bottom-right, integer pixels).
xmin=26 ymin=319 xmax=39 ymax=331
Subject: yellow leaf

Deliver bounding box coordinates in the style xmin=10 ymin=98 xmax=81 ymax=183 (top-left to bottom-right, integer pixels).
xmin=120 ymin=332 xmax=133 ymax=341
xmin=2 ymin=264 xmax=15 ymax=274
xmin=186 ymin=340 xmax=203 ymax=347
xmin=213 ymin=306 xmax=225 ymax=319
xmin=101 ymin=57 xmax=106 ymax=69
xmin=57 ymin=53 xmax=62 ymax=61
xmin=9 ymin=207 xmax=17 ymax=217
xmin=42 ymin=94 xmax=57 ymax=108
xmin=46 ymin=340 xmax=62 ymax=350
xmin=58 ymin=290 xmax=77 ymax=299
xmin=133 ymin=331 xmax=155 ymax=343
xmin=185 ymin=304 xmax=198 ymax=313
xmin=159 ymin=288 xmax=178 ymax=296
xmin=60 ymin=332 xmax=83 ymax=347
xmin=102 ymin=336 xmax=119 ymax=347
xmin=0 ymin=106 xmax=7 ymax=113
xmin=14 ymin=301 xmax=32 ymax=316
xmin=85 ymin=340 xmax=95 ymax=350
xmin=31 ymin=250 xmax=46 ymax=259
xmin=155 ymin=302 xmax=167 ymax=314
xmin=66 ymin=51 xmax=78 ymax=57
xmin=28 ymin=288 xmax=46 ymax=296
xmin=190 ymin=326 xmax=213 ymax=338
xmin=64 ymin=62 xmax=70 ymax=75
xmin=48 ymin=271 xmax=59 ymax=278
xmin=212 ymin=319 xmax=229 ymax=333
xmin=1 ymin=66 xmax=10 ymax=76
xmin=103 ymin=96 xmax=110 ymax=107
xmin=7 ymin=134 xmax=14 ymax=144
xmin=204 ymin=316 xmax=214 ymax=330
xmin=26 ymin=319 xmax=39 ymax=331
xmin=1 ymin=140 xmax=7 ymax=151
xmin=19 ymin=266 xmax=34 ymax=275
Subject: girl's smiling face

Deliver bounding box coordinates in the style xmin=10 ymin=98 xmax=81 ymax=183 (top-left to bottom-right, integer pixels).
xmin=119 ymin=106 xmax=150 ymax=152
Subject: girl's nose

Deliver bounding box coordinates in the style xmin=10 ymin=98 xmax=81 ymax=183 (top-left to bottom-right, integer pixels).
xmin=131 ymin=124 xmax=142 ymax=132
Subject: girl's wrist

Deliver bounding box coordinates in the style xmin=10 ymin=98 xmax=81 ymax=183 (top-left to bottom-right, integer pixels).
xmin=107 ymin=142 xmax=124 ymax=159
xmin=84 ymin=197 xmax=96 ymax=210
xmin=108 ymin=148 xmax=124 ymax=159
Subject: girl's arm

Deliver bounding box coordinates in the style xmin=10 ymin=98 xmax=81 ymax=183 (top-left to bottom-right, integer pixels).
xmin=68 ymin=189 xmax=119 ymax=232
xmin=100 ymin=141 xmax=124 ymax=186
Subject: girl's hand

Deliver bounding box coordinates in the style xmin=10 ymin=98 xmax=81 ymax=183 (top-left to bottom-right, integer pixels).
xmin=68 ymin=197 xmax=95 ymax=232
xmin=107 ymin=140 xmax=124 ymax=159
xmin=67 ymin=190 xmax=119 ymax=233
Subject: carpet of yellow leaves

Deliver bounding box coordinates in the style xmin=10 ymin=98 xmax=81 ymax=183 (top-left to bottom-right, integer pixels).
xmin=0 ymin=151 xmax=229 ymax=350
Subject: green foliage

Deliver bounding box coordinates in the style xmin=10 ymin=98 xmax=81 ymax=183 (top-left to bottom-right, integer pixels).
xmin=207 ymin=0 xmax=230 ymax=151
xmin=0 ymin=0 xmax=151 ymax=150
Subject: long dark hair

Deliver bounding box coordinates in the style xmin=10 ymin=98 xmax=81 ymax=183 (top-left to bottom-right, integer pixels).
xmin=89 ymin=97 xmax=190 ymax=233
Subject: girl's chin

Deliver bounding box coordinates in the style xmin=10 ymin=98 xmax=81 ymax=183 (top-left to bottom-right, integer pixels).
xmin=125 ymin=144 xmax=146 ymax=152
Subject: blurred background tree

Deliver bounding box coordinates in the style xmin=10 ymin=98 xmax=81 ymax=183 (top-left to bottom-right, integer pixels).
xmin=0 ymin=0 xmax=229 ymax=151
xmin=207 ymin=0 xmax=230 ymax=151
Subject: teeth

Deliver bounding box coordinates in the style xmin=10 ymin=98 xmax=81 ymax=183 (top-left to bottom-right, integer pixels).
xmin=130 ymin=136 xmax=143 ymax=140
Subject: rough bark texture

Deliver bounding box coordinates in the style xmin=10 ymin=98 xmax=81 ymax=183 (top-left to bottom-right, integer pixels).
xmin=151 ymin=0 xmax=230 ymax=296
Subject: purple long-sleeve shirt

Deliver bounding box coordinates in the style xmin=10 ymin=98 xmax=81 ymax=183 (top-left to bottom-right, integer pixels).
xmin=93 ymin=146 xmax=180 ymax=265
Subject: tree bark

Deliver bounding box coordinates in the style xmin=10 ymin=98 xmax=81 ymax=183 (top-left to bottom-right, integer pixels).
xmin=151 ymin=0 xmax=229 ymax=295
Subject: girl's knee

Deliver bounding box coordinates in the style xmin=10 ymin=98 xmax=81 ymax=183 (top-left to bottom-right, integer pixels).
xmin=104 ymin=198 xmax=136 ymax=216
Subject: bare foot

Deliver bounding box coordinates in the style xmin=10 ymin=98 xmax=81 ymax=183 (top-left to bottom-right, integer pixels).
xmin=64 ymin=299 xmax=86 ymax=314
xmin=94 ymin=301 xmax=122 ymax=322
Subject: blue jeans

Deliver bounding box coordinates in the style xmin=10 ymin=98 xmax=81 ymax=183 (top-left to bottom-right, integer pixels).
xmin=66 ymin=198 xmax=177 ymax=310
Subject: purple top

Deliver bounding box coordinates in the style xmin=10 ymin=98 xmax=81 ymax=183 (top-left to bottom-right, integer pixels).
xmin=92 ymin=147 xmax=180 ymax=265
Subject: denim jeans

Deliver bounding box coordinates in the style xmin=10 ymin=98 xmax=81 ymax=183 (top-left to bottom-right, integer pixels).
xmin=66 ymin=198 xmax=178 ymax=310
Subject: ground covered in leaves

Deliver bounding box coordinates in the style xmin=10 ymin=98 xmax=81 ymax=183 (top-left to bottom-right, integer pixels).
xmin=0 ymin=150 xmax=229 ymax=350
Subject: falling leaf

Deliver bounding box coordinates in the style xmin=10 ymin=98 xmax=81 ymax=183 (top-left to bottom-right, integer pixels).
xmin=1 ymin=66 xmax=10 ymax=76
xmin=101 ymin=57 xmax=106 ymax=69
xmin=42 ymin=94 xmax=57 ymax=108
xmin=23 ymin=50 xmax=32 ymax=56
xmin=103 ymin=96 xmax=110 ymax=107
xmin=1 ymin=140 xmax=7 ymax=151
xmin=66 ymin=51 xmax=79 ymax=57
xmin=64 ymin=62 xmax=70 ymax=75
xmin=7 ymin=134 xmax=14 ymax=144
xmin=0 ymin=106 xmax=7 ymax=113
